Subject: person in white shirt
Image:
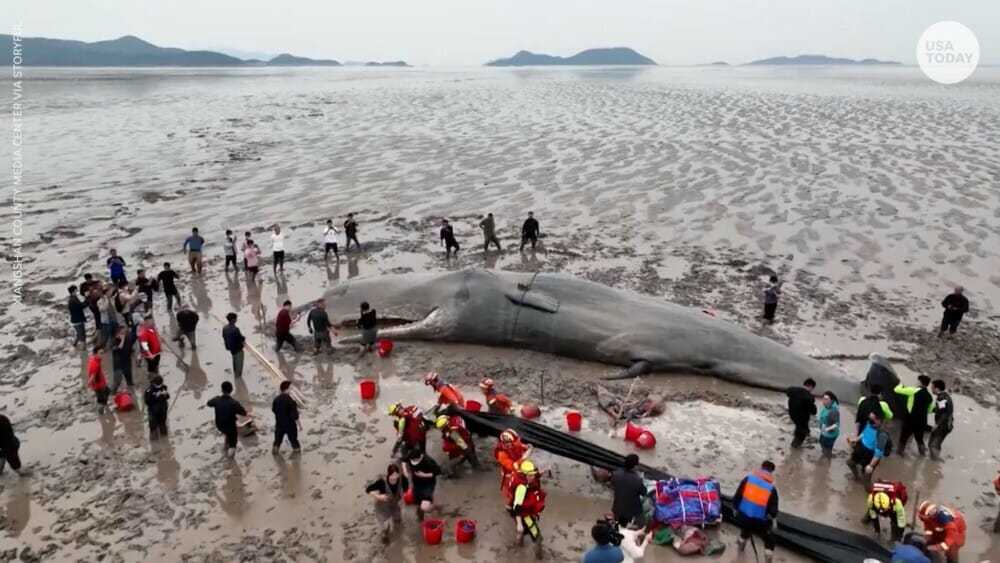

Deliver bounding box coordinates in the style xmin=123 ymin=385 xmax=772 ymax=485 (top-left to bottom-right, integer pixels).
xmin=323 ymin=219 xmax=340 ymax=261
xmin=619 ymin=523 xmax=650 ymax=563
xmin=271 ymin=225 xmax=286 ymax=274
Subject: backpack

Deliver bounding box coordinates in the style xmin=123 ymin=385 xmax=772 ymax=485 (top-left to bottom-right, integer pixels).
xmin=113 ymin=390 xmax=135 ymax=411
xmin=871 ymin=480 xmax=908 ymax=506
xmin=654 ymin=478 xmax=722 ymax=528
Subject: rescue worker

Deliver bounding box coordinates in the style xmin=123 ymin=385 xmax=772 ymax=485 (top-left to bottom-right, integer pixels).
xmin=434 ymin=415 xmax=480 ymax=476
xmin=480 ymin=377 xmax=513 ymax=415
xmin=894 ymin=375 xmax=934 ymax=457
xmin=732 ymin=460 xmax=779 ymax=563
xmin=856 ymin=383 xmax=894 ymax=435
xmin=865 ymin=481 xmax=907 ymax=541
xmin=423 ymin=372 xmax=465 ymax=413
xmin=508 ymin=459 xmax=546 ymax=559
xmin=495 ymin=429 xmax=532 ymax=499
xmin=847 ymin=411 xmax=891 ymax=487
xmin=388 ymin=402 xmax=428 ymax=463
xmin=917 ymin=502 xmax=966 ymax=563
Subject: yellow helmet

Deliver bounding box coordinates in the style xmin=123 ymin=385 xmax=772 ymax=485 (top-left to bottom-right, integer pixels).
xmin=873 ymin=492 xmax=891 ymax=511
xmin=435 ymin=415 xmax=449 ymax=429
xmin=518 ymin=459 xmax=537 ymax=475
xmin=388 ymin=402 xmax=403 ymax=416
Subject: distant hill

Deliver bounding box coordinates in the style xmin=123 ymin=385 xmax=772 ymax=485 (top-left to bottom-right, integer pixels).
xmin=486 ymin=47 xmax=656 ymax=67
xmin=267 ymin=53 xmax=341 ymax=66
xmin=1 ymin=33 xmax=366 ymax=67
xmin=746 ymin=54 xmax=901 ymax=66
xmin=363 ymin=61 xmax=410 ymax=67
xmin=3 ymin=34 xmax=245 ymax=66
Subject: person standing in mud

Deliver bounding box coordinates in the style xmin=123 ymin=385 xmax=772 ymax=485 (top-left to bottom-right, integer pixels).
xmin=207 ymin=381 xmax=247 ymax=458
xmin=243 ymin=240 xmax=261 ymax=283
xmin=240 ymin=231 xmax=253 ymax=270
xmin=111 ymin=326 xmax=135 ymax=390
xmin=222 ymin=313 xmax=246 ymax=378
xmin=323 ymin=219 xmax=340 ymax=260
xmin=479 ymin=213 xmax=502 ymax=252
xmin=275 ymin=300 xmax=298 ymax=353
xmin=366 ymin=464 xmax=408 ymax=543
xmin=144 ymin=375 xmax=170 ymax=439
xmin=137 ymin=314 xmax=162 ymax=375
xmin=106 ymin=249 xmax=127 ymax=285
xmin=80 ymin=274 xmax=102 ymax=334
xmin=611 ymin=454 xmax=646 ymax=528
xmin=67 ymin=285 xmax=87 ymax=347
xmin=173 ymin=305 xmax=199 ymax=349
xmin=407 ymin=449 xmax=442 ymax=522
xmin=270 ymin=224 xmax=286 ymax=275
xmin=344 ymin=213 xmax=361 ymax=252
xmin=135 ymin=269 xmax=154 ymax=312
xmin=358 ymin=302 xmax=377 ymax=353
xmin=817 ymin=391 xmax=840 ymax=458
xmin=224 ymin=229 xmax=239 ymax=274
xmin=847 ymin=411 xmax=890 ymax=487
xmin=762 ymin=275 xmax=781 ymax=324
xmin=786 ymin=378 xmax=816 ymax=448
xmin=0 ymin=414 xmax=26 ymax=477
xmin=182 ymin=227 xmax=206 ymax=274
xmin=927 ymin=379 xmax=953 ymax=461
xmin=157 ymin=262 xmax=182 ymax=312
xmin=271 ymin=381 xmax=301 ymax=454
xmin=306 ymin=300 xmax=333 ymax=355
xmin=520 ymin=211 xmax=540 ymax=252
xmin=938 ymin=286 xmax=969 ymax=338
xmin=992 ymin=469 xmax=1000 ymax=533
xmin=440 ymin=219 xmax=460 ymax=258
xmin=894 ymin=375 xmax=934 ymax=457
xmin=87 ymin=345 xmax=111 ymax=414
xmin=733 ymin=460 xmax=779 ymax=563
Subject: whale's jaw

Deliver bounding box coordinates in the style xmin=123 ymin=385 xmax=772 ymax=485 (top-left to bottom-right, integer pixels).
xmin=338 ymin=306 xmax=456 ymax=344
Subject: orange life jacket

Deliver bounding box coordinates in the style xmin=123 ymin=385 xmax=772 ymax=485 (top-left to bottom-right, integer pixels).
xmin=437 ymin=384 xmax=465 ymax=408
xmin=395 ymin=407 xmax=426 ymax=447
xmin=485 ymin=390 xmax=512 ymax=415
xmin=919 ymin=507 xmax=966 ymax=558
xmin=441 ymin=416 xmax=472 ymax=458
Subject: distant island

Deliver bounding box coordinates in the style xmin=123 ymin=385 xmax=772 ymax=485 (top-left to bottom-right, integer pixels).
xmin=745 ymin=54 xmax=901 ymax=66
xmin=2 ymin=34 xmax=409 ymax=67
xmin=486 ymin=47 xmax=656 ymax=67
xmin=343 ymin=61 xmax=411 ymax=67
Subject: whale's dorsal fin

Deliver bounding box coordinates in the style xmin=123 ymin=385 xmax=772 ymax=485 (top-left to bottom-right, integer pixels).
xmin=505 ymin=288 xmax=559 ymax=313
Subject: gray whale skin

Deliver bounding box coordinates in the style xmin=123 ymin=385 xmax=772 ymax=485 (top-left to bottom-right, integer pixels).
xmin=312 ymin=269 xmax=860 ymax=402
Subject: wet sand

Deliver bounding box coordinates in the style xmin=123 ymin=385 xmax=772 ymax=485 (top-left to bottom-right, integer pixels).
xmin=1 ymin=67 xmax=1000 ymax=561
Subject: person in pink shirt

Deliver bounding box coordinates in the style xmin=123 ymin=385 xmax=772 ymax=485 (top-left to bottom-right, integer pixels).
xmin=244 ymin=240 xmax=261 ymax=283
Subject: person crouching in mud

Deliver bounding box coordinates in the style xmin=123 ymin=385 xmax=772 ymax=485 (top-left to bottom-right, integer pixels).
xmin=366 ymin=463 xmax=408 ymax=543
xmin=848 ymin=411 xmax=890 ymax=487
xmin=434 ymin=415 xmax=480 ymax=477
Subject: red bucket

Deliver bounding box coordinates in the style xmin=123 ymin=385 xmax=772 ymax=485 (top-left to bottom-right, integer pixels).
xmin=625 ymin=421 xmax=644 ymax=442
xmin=359 ymin=379 xmax=377 ymax=400
xmin=465 ymin=400 xmax=482 ymax=412
xmin=565 ymin=411 xmax=582 ymax=431
xmin=377 ymin=339 xmax=393 ymax=357
xmin=636 ymin=431 xmax=657 ymax=449
xmin=455 ymin=519 xmax=476 ymax=543
xmin=403 ymin=487 xmax=415 ymax=505
xmin=114 ymin=391 xmax=134 ymax=412
xmin=422 ymin=519 xmax=445 ymax=545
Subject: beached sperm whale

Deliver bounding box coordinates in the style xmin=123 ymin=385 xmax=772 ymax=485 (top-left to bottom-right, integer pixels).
xmin=316 ymin=269 xmax=861 ymax=402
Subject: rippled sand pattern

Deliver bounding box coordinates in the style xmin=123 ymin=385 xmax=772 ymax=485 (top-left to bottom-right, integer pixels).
xmin=8 ymin=67 xmax=1000 ymax=309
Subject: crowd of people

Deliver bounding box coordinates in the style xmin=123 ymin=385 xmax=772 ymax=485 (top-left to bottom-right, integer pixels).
xmin=0 ymin=213 xmax=996 ymax=563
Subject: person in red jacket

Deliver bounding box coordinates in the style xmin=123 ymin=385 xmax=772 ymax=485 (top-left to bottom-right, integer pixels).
xmin=275 ymin=300 xmax=299 ymax=352
xmin=917 ymin=501 xmax=966 ymax=562
xmin=389 ymin=403 xmax=428 ymax=462
xmin=423 ymin=372 xmax=465 ymax=413
xmin=507 ymin=459 xmax=546 ymax=558
xmin=434 ymin=415 xmax=480 ymax=476
xmin=87 ymin=345 xmax=111 ymax=414
xmin=480 ymin=377 xmax=513 ymax=415
xmin=137 ymin=314 xmax=162 ymax=375
xmin=495 ymin=429 xmax=532 ymax=498
xmin=993 ymin=469 xmax=1000 ymax=533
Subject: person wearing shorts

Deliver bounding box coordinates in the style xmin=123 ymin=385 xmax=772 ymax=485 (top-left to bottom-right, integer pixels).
xmin=183 ymin=227 xmax=205 ymax=274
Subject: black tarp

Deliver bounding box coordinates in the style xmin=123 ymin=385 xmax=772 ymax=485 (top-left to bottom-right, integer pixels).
xmin=457 ymin=410 xmax=891 ymax=563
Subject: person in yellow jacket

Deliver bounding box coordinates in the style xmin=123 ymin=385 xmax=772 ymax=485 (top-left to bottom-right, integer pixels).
xmin=865 ymin=484 xmax=906 ymax=541
xmin=893 ymin=375 xmax=935 ymax=456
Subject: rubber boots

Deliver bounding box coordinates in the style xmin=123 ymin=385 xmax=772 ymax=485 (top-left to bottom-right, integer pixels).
xmin=764 ymin=549 xmax=774 ymax=563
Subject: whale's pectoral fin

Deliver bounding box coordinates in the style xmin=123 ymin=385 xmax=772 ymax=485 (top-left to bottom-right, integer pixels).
xmin=604 ymin=360 xmax=652 ymax=381
xmin=504 ymin=289 xmax=559 ymax=313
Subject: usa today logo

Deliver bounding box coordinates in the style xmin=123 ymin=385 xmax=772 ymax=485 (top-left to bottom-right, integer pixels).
xmin=917 ymin=21 xmax=980 ymax=85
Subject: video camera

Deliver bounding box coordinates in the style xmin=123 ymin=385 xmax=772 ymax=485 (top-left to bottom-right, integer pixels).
xmin=597 ymin=515 xmax=624 ymax=546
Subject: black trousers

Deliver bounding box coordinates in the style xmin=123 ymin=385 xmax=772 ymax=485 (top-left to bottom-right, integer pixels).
xmin=939 ymin=312 xmax=962 ymax=334
xmin=273 ymin=251 xmax=285 ymax=270
xmin=274 ymin=424 xmax=300 ymax=449
xmin=146 ymin=355 xmax=161 ymax=374
xmin=345 ymin=234 xmax=360 ymax=251
xmin=520 ymin=235 xmax=537 ymax=250
xmin=928 ymin=423 xmax=951 ymax=452
xmin=736 ymin=514 xmax=775 ymax=550
xmin=1 ymin=444 xmax=22 ymax=471
xmin=898 ymin=419 xmax=927 ymax=453
xmin=225 ymin=255 xmax=238 ymax=272
xmin=149 ymin=409 xmax=168 ymax=434
xmin=445 ymin=239 xmax=460 ymax=255
xmin=791 ymin=417 xmax=809 ymax=447
xmin=221 ymin=428 xmax=238 ymax=449
xmin=763 ymin=302 xmax=778 ymax=321
xmin=324 ymin=242 xmax=339 ymax=257
xmin=276 ymin=332 xmax=297 ymax=352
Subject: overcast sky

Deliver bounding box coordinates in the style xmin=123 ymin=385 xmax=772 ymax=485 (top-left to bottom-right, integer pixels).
xmin=5 ymin=0 xmax=997 ymax=65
